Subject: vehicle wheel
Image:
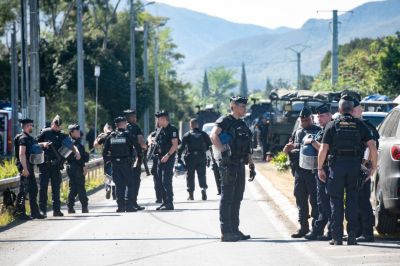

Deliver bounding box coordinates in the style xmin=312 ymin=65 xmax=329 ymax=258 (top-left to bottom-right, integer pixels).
xmin=375 ymin=186 xmax=398 ymax=235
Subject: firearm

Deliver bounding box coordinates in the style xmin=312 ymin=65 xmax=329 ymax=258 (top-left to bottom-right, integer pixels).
xmin=142 ymin=149 xmax=151 ymax=176
xmin=209 ymin=147 xmax=222 ymax=195
xmin=146 ymin=128 xmax=162 ymax=161
xmin=48 ymin=142 xmax=65 ymax=170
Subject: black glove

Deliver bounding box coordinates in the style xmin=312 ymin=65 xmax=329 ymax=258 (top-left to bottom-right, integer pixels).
xmin=206 ymin=156 xmax=211 ymax=168
xmin=248 ymin=163 xmax=256 ymax=182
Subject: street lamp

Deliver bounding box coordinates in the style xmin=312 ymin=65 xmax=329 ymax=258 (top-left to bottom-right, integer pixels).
xmin=94 ymin=65 xmax=100 ymax=149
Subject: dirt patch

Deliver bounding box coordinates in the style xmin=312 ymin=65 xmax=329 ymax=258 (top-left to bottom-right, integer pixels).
xmin=256 ymin=162 xmax=295 ymax=205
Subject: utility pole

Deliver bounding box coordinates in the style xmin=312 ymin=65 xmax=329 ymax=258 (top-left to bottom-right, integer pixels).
xmin=331 ymin=10 xmax=339 ymax=87
xmin=130 ymin=0 xmax=137 ymax=110
xmin=154 ymin=32 xmax=159 ymax=113
xmin=286 ymin=44 xmax=309 ymax=89
xmin=77 ymin=0 xmax=86 ymax=137
xmin=29 ymin=0 xmax=40 ymax=136
xmin=11 ymin=23 xmax=19 ymax=153
xmin=20 ymin=0 xmax=28 ymax=116
xmin=143 ymin=21 xmax=149 ymax=136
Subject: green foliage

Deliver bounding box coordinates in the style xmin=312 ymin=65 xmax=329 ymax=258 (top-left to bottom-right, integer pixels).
xmin=271 ymin=152 xmax=290 ymax=172
xmin=0 ymin=159 xmax=18 ymax=180
xmin=312 ymin=35 xmax=400 ymax=98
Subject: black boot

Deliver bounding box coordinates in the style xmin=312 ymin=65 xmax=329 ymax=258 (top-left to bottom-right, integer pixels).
xmin=356 ymin=234 xmax=374 ymax=242
xmin=68 ymin=207 xmax=76 ymax=214
xmin=82 ymin=206 xmax=89 ymax=213
xmin=347 ymin=233 xmax=358 ymax=245
xmin=329 ymin=239 xmax=343 ymax=245
xmin=237 ymin=231 xmax=251 ymax=240
xmin=53 ymin=210 xmax=64 ymax=217
xmin=291 ymin=228 xmax=309 ymax=238
xmin=187 ymin=191 xmax=194 ymax=200
xmin=221 ymin=232 xmax=242 ymax=242
xmin=201 ymin=189 xmax=207 ymax=201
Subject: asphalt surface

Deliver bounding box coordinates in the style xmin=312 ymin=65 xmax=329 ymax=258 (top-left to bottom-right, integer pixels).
xmin=0 ymin=167 xmax=399 ymax=266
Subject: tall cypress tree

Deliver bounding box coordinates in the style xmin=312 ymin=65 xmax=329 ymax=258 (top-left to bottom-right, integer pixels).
xmin=239 ymin=62 xmax=248 ymax=97
xmin=202 ymin=70 xmax=210 ymax=97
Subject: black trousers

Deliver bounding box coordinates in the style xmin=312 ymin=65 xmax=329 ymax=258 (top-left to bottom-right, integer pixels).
xmin=293 ymin=165 xmax=318 ymax=230
xmin=16 ymin=165 xmax=40 ymax=216
xmin=132 ymin=160 xmax=142 ymax=205
xmin=39 ymin=164 xmax=62 ymax=213
xmin=219 ymin=162 xmax=246 ymax=234
xmin=184 ymin=153 xmax=208 ymax=192
xmin=152 ymin=157 xmax=163 ymax=202
xmin=112 ymin=161 xmax=134 ymax=210
xmin=67 ymin=163 xmax=88 ymax=208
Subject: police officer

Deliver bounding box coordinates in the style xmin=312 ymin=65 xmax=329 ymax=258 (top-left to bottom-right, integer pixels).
xmin=14 ymin=118 xmax=47 ymax=220
xmin=147 ymin=125 xmax=163 ymax=203
xmin=304 ymin=104 xmax=332 ymax=240
xmin=67 ymin=124 xmax=89 ymax=214
xmin=124 ymin=109 xmax=147 ymax=210
xmin=154 ymin=111 xmax=179 ymax=211
xmin=178 ymin=118 xmax=212 ymax=201
xmin=352 ymin=99 xmax=378 ymax=242
xmin=210 ymin=96 xmax=256 ymax=242
xmin=283 ymin=107 xmax=320 ymax=238
xmin=37 ymin=115 xmax=81 ymax=217
xmin=318 ymin=96 xmax=378 ymax=245
xmin=256 ymin=113 xmax=271 ymax=161
xmin=103 ymin=117 xmax=138 ymax=212
xmin=94 ymin=123 xmax=115 ymax=200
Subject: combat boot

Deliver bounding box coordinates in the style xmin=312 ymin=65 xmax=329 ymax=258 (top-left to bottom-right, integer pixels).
xmin=329 ymin=239 xmax=343 ymax=245
xmin=221 ymin=232 xmax=242 ymax=242
xmin=187 ymin=191 xmax=194 ymax=200
xmin=291 ymin=228 xmax=309 ymax=238
xmin=237 ymin=231 xmax=251 ymax=240
xmin=53 ymin=210 xmax=64 ymax=217
xmin=347 ymin=233 xmax=358 ymax=245
xmin=356 ymin=234 xmax=374 ymax=243
xmin=68 ymin=207 xmax=76 ymax=214
xmin=201 ymin=189 xmax=207 ymax=201
xmin=82 ymin=206 xmax=89 ymax=213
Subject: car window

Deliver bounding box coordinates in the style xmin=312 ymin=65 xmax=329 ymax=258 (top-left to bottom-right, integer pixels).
xmin=380 ymin=110 xmax=400 ymax=138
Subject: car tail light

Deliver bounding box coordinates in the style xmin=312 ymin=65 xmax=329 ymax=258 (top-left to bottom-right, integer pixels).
xmin=391 ymin=145 xmax=400 ymax=160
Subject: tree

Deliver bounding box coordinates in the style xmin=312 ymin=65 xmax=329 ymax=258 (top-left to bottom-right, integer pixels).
xmin=239 ymin=62 xmax=248 ymax=97
xmin=377 ymin=32 xmax=400 ymax=97
xmin=265 ymin=77 xmax=274 ymax=97
xmin=201 ymin=70 xmax=209 ymax=97
xmin=207 ymin=66 xmax=238 ymax=112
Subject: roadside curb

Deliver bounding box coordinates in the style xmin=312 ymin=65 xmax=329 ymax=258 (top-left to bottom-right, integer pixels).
xmin=254 ymin=164 xmax=298 ymax=226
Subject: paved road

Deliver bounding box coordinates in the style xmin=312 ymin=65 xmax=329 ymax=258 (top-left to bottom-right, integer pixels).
xmin=0 ymin=167 xmax=399 ymax=266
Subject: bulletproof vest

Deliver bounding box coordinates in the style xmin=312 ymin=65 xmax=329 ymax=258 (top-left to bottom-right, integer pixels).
xmin=109 ymin=131 xmax=131 ymax=158
xmin=225 ymin=117 xmax=251 ymax=159
xmin=187 ymin=130 xmax=207 ymax=152
xmin=41 ymin=128 xmax=65 ymax=160
xmin=331 ymin=115 xmax=362 ymax=157
xmin=14 ymin=132 xmax=34 ymax=163
xmin=363 ymin=119 xmax=380 ymax=149
xmin=290 ymin=125 xmax=320 ymax=162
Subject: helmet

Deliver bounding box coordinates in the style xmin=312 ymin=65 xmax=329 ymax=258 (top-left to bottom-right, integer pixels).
xmin=58 ymin=138 xmax=74 ymax=159
xmin=174 ymin=162 xmax=187 ymax=177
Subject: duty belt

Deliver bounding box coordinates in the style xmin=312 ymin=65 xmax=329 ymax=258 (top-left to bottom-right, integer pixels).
xmin=187 ymin=151 xmax=203 ymax=155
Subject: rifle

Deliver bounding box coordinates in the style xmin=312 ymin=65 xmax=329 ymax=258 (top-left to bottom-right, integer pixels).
xmin=142 ymin=149 xmax=151 ymax=176
xmin=146 ymin=128 xmax=162 ymax=161
xmin=209 ymin=147 xmax=222 ymax=195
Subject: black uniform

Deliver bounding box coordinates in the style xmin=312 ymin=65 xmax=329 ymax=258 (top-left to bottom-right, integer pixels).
xmin=256 ymin=120 xmax=270 ymax=160
xmin=148 ymin=129 xmax=163 ymax=203
xmin=66 ymin=137 xmax=89 ymax=211
xmin=127 ymin=122 xmax=144 ymax=207
xmin=312 ymin=124 xmax=332 ymax=238
xmin=156 ymin=123 xmax=179 ymax=209
xmin=322 ymin=113 xmax=373 ymax=242
xmin=289 ymin=124 xmax=320 ymax=234
xmin=216 ymin=114 xmax=252 ymax=235
xmin=14 ymin=132 xmax=42 ymax=218
xmin=37 ymin=128 xmax=68 ymax=215
xmin=178 ymin=128 xmax=212 ymax=193
xmin=103 ymin=128 xmax=137 ymax=211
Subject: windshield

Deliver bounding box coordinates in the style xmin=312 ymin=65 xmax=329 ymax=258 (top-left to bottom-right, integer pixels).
xmin=362 ymin=115 xmax=386 ymax=128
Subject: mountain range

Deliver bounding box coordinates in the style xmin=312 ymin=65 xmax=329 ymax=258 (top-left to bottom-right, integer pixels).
xmin=146 ymin=0 xmax=400 ymax=89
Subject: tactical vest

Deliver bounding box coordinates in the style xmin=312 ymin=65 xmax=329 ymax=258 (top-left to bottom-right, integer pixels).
xmin=14 ymin=133 xmax=35 ymax=166
xmin=188 ymin=130 xmax=207 ymax=153
xmin=225 ymin=118 xmax=251 ymax=159
xmin=331 ymin=115 xmax=362 ymax=157
xmin=109 ymin=131 xmax=131 ymax=158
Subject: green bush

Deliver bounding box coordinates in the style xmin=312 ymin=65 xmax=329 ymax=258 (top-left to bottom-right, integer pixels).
xmin=271 ymin=152 xmax=290 ymax=172
xmin=0 ymin=159 xmax=18 ymax=180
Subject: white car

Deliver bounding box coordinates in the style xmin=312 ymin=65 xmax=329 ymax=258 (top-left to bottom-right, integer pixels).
xmin=362 ymin=111 xmax=387 ymax=128
xmin=202 ymin=122 xmax=214 ymax=136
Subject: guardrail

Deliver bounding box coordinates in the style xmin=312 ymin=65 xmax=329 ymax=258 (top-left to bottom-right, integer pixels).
xmin=0 ymin=158 xmax=104 ymax=204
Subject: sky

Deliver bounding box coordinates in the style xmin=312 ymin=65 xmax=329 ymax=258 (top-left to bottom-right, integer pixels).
xmin=153 ymin=0 xmax=381 ymax=29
